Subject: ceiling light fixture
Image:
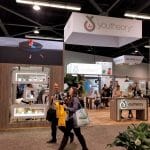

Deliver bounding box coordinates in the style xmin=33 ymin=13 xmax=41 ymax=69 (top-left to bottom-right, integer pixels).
xmin=33 ymin=28 xmax=39 ymax=34
xmin=33 ymin=4 xmax=40 ymax=11
xmin=124 ymin=12 xmax=150 ymax=20
xmin=144 ymin=45 xmax=150 ymax=48
xmin=16 ymin=0 xmax=81 ymax=11
xmin=25 ymin=35 xmax=63 ymax=41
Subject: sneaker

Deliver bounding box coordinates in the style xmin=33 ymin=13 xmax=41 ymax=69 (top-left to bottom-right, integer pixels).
xmin=46 ymin=139 xmax=57 ymax=144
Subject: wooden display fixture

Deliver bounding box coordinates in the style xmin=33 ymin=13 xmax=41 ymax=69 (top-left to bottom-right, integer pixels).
xmin=110 ymin=98 xmax=148 ymax=121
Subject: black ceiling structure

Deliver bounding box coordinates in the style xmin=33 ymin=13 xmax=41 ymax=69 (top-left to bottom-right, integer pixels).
xmin=0 ymin=0 xmax=150 ymax=63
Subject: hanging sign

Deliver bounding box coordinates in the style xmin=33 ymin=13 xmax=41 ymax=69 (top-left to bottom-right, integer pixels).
xmin=113 ymin=55 xmax=144 ymax=65
xmin=64 ymin=12 xmax=142 ymax=47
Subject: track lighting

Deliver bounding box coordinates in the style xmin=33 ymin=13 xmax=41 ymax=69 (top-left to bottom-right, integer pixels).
xmin=16 ymin=0 xmax=81 ymax=11
xmin=124 ymin=12 xmax=150 ymax=20
xmin=144 ymin=45 xmax=150 ymax=48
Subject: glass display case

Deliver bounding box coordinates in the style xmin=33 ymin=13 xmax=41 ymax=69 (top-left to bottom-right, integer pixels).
xmin=10 ymin=66 xmax=50 ymax=123
xmin=10 ymin=104 xmax=48 ymax=120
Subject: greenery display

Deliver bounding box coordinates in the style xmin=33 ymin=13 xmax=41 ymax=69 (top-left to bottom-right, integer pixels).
xmin=108 ymin=123 xmax=150 ymax=150
xmin=64 ymin=74 xmax=85 ymax=95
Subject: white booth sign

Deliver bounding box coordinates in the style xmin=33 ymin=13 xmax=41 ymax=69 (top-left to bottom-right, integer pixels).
xmin=67 ymin=63 xmax=102 ymax=75
xmin=64 ymin=12 xmax=142 ymax=47
xmin=96 ymin=62 xmax=112 ymax=75
xmin=113 ymin=99 xmax=148 ymax=121
xmin=113 ymin=55 xmax=144 ymax=65
xmin=119 ymin=99 xmax=147 ymax=110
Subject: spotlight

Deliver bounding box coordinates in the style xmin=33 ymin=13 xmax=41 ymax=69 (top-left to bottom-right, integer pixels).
xmin=33 ymin=4 xmax=40 ymax=11
xmin=33 ymin=28 xmax=40 ymax=34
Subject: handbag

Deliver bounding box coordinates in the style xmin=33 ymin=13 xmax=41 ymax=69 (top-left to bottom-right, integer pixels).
xmin=46 ymin=107 xmax=56 ymax=122
xmin=73 ymin=102 xmax=89 ymax=128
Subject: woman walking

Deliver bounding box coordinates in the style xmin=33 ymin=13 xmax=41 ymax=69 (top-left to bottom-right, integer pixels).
xmin=58 ymin=86 xmax=88 ymax=150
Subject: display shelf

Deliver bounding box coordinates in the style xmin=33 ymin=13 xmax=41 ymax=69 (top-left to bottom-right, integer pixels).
xmin=12 ymin=71 xmax=48 ymax=84
xmin=10 ymin=104 xmax=48 ymax=119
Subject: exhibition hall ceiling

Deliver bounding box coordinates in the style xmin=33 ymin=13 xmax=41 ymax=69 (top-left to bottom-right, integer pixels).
xmin=0 ymin=0 xmax=150 ymax=63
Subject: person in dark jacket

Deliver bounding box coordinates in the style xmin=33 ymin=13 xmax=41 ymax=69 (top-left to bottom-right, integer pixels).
xmin=58 ymin=86 xmax=88 ymax=150
xmin=47 ymin=83 xmax=74 ymax=144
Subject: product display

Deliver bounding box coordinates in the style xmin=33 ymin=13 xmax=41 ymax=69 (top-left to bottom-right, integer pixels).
xmin=10 ymin=104 xmax=48 ymax=120
xmin=12 ymin=71 xmax=48 ymax=84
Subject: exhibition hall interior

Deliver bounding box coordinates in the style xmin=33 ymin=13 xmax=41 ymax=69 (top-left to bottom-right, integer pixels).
xmin=0 ymin=0 xmax=150 ymax=150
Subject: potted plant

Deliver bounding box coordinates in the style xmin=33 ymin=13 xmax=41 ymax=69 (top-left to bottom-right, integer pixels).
xmin=108 ymin=122 xmax=150 ymax=150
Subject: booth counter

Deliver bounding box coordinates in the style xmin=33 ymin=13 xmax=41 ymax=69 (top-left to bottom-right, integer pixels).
xmin=110 ymin=98 xmax=148 ymax=121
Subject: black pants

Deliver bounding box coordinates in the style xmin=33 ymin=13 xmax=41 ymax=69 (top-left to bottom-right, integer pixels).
xmin=51 ymin=118 xmax=58 ymax=141
xmin=58 ymin=118 xmax=88 ymax=150
xmin=51 ymin=118 xmax=73 ymax=141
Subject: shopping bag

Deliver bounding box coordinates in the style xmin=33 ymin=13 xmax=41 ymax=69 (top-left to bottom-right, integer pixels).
xmin=73 ymin=108 xmax=89 ymax=128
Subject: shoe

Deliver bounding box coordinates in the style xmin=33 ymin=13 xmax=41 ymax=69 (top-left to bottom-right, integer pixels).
xmin=70 ymin=133 xmax=74 ymax=143
xmin=47 ymin=139 xmax=57 ymax=144
xmin=82 ymin=148 xmax=88 ymax=150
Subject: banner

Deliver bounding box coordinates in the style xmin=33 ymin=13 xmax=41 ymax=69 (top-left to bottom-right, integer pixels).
xmin=0 ymin=37 xmax=63 ymax=65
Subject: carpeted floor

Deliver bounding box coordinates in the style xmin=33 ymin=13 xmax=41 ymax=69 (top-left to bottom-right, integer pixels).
xmin=1 ymin=108 xmax=149 ymax=150
xmin=0 ymin=125 xmax=126 ymax=150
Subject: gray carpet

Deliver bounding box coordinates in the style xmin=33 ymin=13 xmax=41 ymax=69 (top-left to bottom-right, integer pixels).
xmin=0 ymin=125 xmax=127 ymax=150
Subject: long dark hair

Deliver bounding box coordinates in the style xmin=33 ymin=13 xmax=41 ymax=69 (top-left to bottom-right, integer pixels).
xmin=71 ymin=87 xmax=78 ymax=97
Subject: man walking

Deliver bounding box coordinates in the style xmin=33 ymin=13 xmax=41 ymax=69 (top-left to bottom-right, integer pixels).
xmin=47 ymin=83 xmax=74 ymax=144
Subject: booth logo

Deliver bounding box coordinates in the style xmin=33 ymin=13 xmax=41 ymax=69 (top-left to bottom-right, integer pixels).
xmin=120 ymin=100 xmax=128 ymax=109
xmin=84 ymin=16 xmax=95 ymax=32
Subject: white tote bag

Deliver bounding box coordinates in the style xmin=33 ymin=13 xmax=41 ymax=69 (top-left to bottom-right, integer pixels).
xmin=73 ymin=107 xmax=89 ymax=128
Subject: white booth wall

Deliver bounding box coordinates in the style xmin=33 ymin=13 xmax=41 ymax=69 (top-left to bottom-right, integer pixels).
xmin=114 ymin=63 xmax=149 ymax=79
xmin=64 ymin=51 xmax=112 ymax=73
xmin=64 ymin=51 xmax=150 ymax=80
